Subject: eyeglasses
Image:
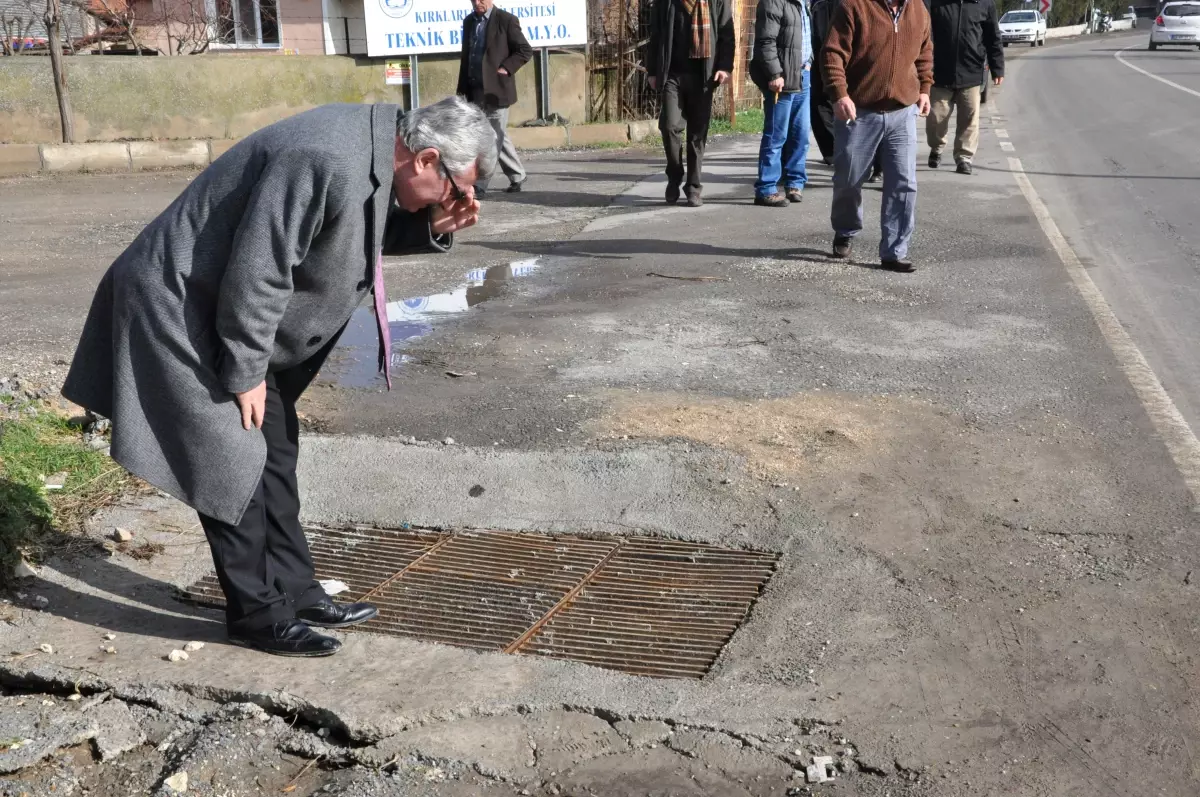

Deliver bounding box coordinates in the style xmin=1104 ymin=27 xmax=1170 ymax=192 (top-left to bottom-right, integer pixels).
xmin=441 ymin=161 xmax=467 ymax=202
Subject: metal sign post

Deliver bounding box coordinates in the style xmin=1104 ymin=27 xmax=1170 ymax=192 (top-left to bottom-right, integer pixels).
xmin=411 ymin=54 xmax=421 ymax=109
xmin=539 ymin=47 xmax=551 ymax=120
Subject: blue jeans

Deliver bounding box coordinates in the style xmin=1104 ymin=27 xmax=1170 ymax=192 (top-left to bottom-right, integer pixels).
xmin=755 ymin=71 xmax=811 ymax=197
xmin=831 ymin=105 xmax=919 ymax=260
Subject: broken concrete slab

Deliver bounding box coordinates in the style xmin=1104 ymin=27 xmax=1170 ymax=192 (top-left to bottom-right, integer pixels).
xmin=91 ymin=699 xmax=146 ymax=761
xmin=523 ymin=711 xmax=628 ymax=775
xmin=359 ymin=714 xmax=536 ymax=781
xmin=613 ymin=719 xmax=672 ymax=748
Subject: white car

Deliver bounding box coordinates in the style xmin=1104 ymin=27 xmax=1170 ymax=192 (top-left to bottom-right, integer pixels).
xmin=1000 ymin=10 xmax=1048 ymax=47
xmin=1149 ymin=1 xmax=1200 ymax=49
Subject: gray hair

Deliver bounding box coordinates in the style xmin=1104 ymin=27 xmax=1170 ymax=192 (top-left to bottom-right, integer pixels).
xmin=398 ymin=96 xmax=498 ymax=182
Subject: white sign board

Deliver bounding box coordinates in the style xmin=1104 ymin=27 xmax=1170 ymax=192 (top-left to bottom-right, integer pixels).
xmin=363 ymin=0 xmax=588 ymax=58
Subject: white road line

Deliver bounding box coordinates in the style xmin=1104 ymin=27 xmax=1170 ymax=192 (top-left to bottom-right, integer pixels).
xmin=1000 ymin=141 xmax=1016 ymax=152
xmin=1115 ymin=45 xmax=1200 ymax=99
xmin=1008 ymin=156 xmax=1200 ymax=508
xmin=996 ymin=129 xmax=1010 ymax=138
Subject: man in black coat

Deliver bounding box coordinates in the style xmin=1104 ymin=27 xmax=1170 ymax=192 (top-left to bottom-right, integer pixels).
xmin=924 ymin=0 xmax=1004 ymax=175
xmin=457 ymin=0 xmax=534 ymax=195
xmin=647 ymin=0 xmax=735 ymax=207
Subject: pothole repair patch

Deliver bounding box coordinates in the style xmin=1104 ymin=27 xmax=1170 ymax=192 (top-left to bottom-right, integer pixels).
xmin=182 ymin=527 xmax=778 ymax=679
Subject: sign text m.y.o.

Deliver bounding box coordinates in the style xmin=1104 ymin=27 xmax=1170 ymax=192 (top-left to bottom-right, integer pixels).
xmin=363 ymin=1 xmax=588 ymax=57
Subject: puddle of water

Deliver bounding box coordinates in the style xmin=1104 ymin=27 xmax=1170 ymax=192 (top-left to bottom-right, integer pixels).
xmin=321 ymin=257 xmax=541 ymax=388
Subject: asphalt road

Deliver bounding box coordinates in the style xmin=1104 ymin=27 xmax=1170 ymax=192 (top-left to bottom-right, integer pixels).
xmin=1003 ymin=29 xmax=1200 ymax=432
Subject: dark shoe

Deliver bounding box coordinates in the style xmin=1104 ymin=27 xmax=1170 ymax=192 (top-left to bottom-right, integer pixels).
xmin=229 ymin=619 xmax=341 ymax=658
xmin=956 ymin=161 xmax=972 ymax=175
xmin=686 ymin=191 xmax=703 ymax=208
xmin=665 ymin=183 xmax=681 ymax=205
xmin=474 ymin=186 xmax=487 ymax=200
xmin=754 ymin=193 xmax=789 ymax=208
xmin=881 ymin=258 xmax=916 ymax=273
xmin=785 ymin=188 xmax=803 ymax=203
xmin=506 ymin=181 xmax=523 ymax=193
xmin=928 ymin=152 xmax=941 ymax=169
xmin=823 ymin=155 xmax=835 ymax=166
xmin=296 ymin=599 xmax=379 ymax=629
xmin=832 ymin=235 xmax=853 ymax=259
xmin=866 ymin=167 xmax=882 ymax=183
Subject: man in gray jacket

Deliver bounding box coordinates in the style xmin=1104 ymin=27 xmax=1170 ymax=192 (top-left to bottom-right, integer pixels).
xmin=750 ymin=0 xmax=814 ymax=207
xmin=63 ymin=97 xmax=496 ymax=657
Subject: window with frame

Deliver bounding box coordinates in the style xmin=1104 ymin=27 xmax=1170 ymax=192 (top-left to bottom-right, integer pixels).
xmin=209 ymin=0 xmax=280 ymax=47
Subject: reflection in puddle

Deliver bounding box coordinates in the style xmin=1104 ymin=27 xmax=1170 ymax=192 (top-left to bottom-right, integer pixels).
xmin=322 ymin=258 xmax=541 ymax=388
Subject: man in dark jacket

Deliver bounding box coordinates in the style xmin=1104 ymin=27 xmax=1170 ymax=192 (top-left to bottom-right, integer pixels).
xmin=647 ymin=0 xmax=735 ymax=206
xmin=924 ymin=0 xmax=1003 ymax=174
xmin=457 ymin=0 xmax=534 ymax=195
xmin=750 ymin=0 xmax=814 ymax=207
xmin=63 ymin=98 xmax=496 ymax=657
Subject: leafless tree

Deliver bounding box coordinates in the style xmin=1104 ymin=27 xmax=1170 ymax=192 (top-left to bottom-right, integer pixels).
xmin=160 ymin=0 xmax=216 ymax=55
xmin=1 ymin=0 xmax=40 ymax=56
xmin=90 ymin=0 xmax=149 ymax=54
xmin=43 ymin=0 xmax=76 ymax=142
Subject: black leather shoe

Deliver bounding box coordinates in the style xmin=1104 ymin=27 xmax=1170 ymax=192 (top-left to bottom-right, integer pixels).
xmin=506 ymin=181 xmax=523 ymax=193
xmin=474 ymin=186 xmax=487 ymax=200
xmin=956 ymin=161 xmax=973 ymax=175
xmin=929 ymin=152 xmax=941 ymax=169
xmin=296 ymin=599 xmax=378 ymax=629
xmin=665 ymin=183 xmax=681 ymax=205
xmin=866 ymin=167 xmax=883 ymax=183
xmin=229 ymin=619 xmax=341 ymax=658
xmin=832 ymin=235 xmax=853 ymax=259
xmin=881 ymin=258 xmax=916 ymax=273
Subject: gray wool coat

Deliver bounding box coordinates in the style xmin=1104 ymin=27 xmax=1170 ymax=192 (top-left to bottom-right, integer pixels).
xmin=63 ymin=103 xmax=447 ymax=525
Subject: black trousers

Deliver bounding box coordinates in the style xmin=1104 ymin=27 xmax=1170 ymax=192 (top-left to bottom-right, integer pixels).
xmin=198 ymin=371 xmax=326 ymax=632
xmin=659 ymin=65 xmax=715 ymax=194
xmin=810 ymin=68 xmax=837 ymax=160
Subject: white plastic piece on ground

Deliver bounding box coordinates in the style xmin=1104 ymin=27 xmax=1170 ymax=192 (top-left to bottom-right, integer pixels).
xmin=163 ymin=771 xmax=188 ymax=792
xmin=319 ymin=579 xmax=350 ymax=596
xmin=182 ymin=641 xmax=205 ymax=652
xmin=806 ymin=755 xmax=836 ymax=784
xmin=166 ymin=650 xmax=189 ymax=663
xmin=38 ymin=643 xmax=54 ymax=654
xmin=13 ymin=559 xmax=38 ymax=579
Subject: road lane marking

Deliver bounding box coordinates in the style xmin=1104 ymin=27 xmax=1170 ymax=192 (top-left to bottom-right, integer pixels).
xmin=1115 ymin=45 xmax=1200 ymax=99
xmin=996 ymin=129 xmax=1010 ymax=138
xmin=1000 ymin=141 xmax=1016 ymax=151
xmin=1008 ymin=156 xmax=1200 ymax=508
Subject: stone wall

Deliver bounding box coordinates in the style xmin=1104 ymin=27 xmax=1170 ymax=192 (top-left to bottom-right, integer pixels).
xmin=0 ymin=51 xmax=587 ymax=145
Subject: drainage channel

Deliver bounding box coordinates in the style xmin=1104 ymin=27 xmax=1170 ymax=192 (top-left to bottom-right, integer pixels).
xmin=182 ymin=526 xmax=779 ymax=679
xmin=319 ymin=257 xmax=541 ymax=388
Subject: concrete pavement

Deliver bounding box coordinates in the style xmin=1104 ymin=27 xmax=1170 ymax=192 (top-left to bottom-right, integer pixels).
xmin=3 ymin=82 xmax=1200 ymax=796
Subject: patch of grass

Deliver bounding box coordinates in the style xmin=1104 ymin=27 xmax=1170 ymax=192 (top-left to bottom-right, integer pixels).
xmin=0 ymin=411 xmax=131 ymax=582
xmin=709 ymin=108 xmax=766 ymax=136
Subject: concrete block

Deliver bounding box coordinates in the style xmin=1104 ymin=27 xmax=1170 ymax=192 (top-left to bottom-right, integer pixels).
xmin=628 ymin=120 xmax=656 ymax=143
xmin=40 ymin=142 xmax=130 ymax=173
xmin=567 ymin=122 xmax=630 ymax=148
xmin=0 ymin=144 xmax=42 ymax=177
xmin=129 ymin=140 xmax=208 ymax=170
xmin=508 ymin=125 xmax=567 ymax=150
xmin=208 ymin=139 xmax=240 ymax=163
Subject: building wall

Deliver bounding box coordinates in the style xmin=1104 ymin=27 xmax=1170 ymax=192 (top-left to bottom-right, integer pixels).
xmin=0 ymin=50 xmax=587 ymax=144
xmin=281 ymin=0 xmax=326 ymax=54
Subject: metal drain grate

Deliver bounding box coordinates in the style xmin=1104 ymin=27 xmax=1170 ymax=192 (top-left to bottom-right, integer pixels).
xmin=181 ymin=527 xmax=777 ymax=679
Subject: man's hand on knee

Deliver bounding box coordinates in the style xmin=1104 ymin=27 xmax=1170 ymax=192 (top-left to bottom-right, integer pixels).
xmin=236 ymin=380 xmax=267 ymax=431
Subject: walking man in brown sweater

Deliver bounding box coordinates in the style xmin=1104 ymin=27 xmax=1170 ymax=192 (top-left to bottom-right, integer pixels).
xmin=822 ymin=0 xmax=933 ymax=271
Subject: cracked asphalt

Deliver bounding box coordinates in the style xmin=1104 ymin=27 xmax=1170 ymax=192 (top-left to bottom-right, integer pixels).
xmin=4 ymin=34 xmax=1200 ymax=793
